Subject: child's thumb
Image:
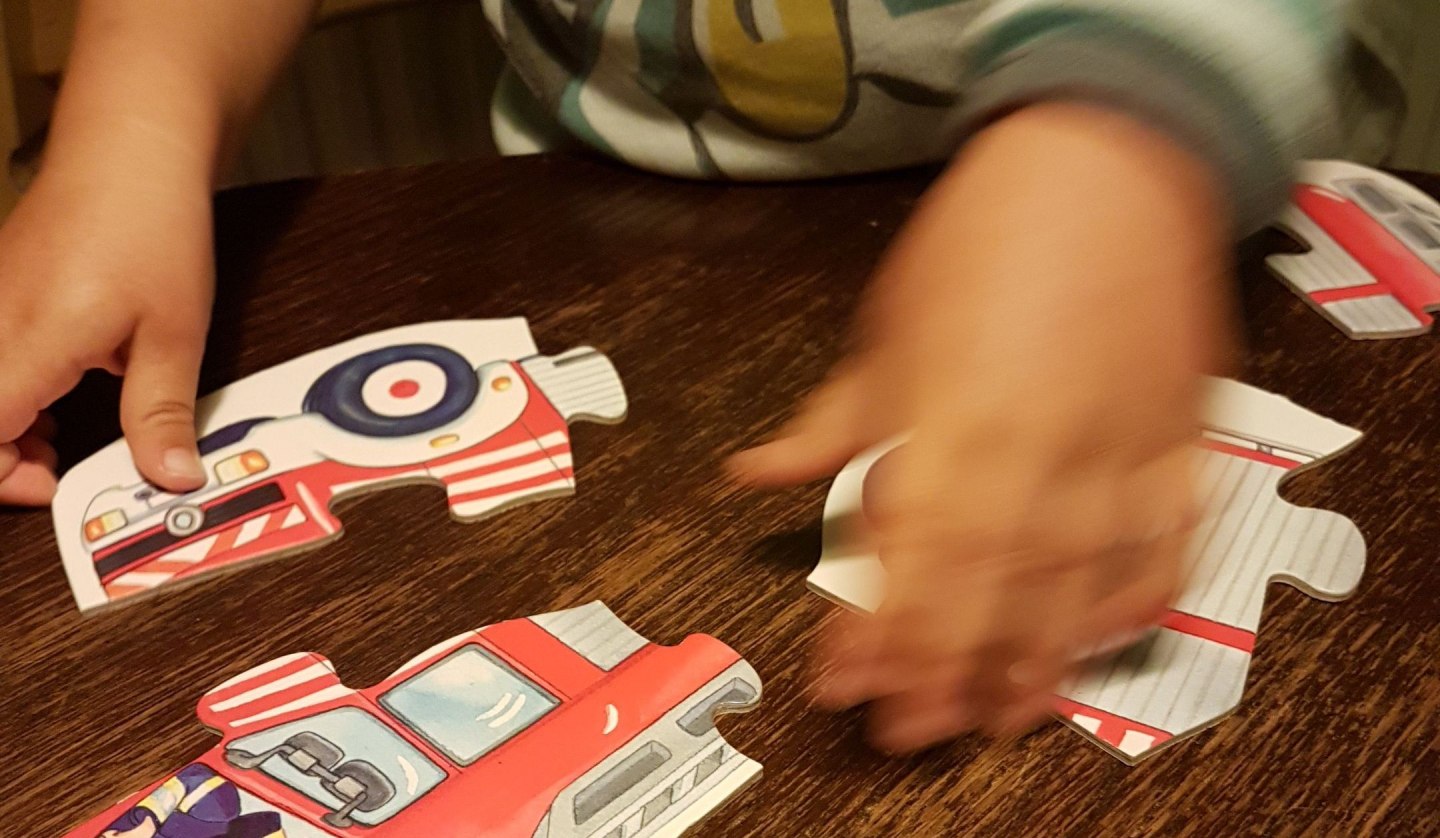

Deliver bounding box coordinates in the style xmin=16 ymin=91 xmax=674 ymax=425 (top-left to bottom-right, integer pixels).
xmin=120 ymin=323 xmax=207 ymax=493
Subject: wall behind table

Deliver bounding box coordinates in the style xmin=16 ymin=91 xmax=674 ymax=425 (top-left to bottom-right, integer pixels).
xmin=1391 ymin=0 xmax=1440 ymax=173
xmin=231 ymin=0 xmax=504 ymax=187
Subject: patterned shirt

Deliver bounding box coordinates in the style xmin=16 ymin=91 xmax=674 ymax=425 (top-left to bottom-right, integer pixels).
xmin=482 ymin=0 xmax=1341 ymax=232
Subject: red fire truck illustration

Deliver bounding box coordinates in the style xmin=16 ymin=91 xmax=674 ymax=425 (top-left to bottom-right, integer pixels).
xmin=68 ymin=602 xmax=763 ymax=838
xmin=1268 ymin=160 xmax=1440 ymax=338
xmin=53 ymin=320 xmax=628 ymax=611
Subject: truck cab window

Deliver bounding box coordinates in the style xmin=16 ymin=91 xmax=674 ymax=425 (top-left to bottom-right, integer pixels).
xmin=227 ymin=707 xmax=444 ymax=826
xmin=1346 ymin=180 xmax=1399 ymax=214
xmin=381 ymin=646 xmax=558 ymax=765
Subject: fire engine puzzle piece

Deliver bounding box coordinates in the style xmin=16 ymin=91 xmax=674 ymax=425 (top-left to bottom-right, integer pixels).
xmin=67 ymin=601 xmax=763 ymax=838
xmin=811 ymin=379 xmax=1366 ymax=763
xmin=1267 ymin=160 xmax=1440 ymax=339
xmin=53 ymin=319 xmax=628 ymax=612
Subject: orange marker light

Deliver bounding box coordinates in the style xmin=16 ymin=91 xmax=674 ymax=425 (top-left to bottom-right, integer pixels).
xmin=215 ymin=450 xmax=270 ymax=484
xmin=84 ymin=509 xmax=128 ymax=542
xmin=492 ymin=376 xmax=513 ymax=392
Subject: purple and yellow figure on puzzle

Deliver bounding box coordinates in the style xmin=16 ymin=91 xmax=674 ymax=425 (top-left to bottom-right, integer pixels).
xmin=99 ymin=764 xmax=283 ymax=838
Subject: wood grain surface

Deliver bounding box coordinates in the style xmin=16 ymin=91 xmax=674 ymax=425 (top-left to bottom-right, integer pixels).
xmin=3 ymin=155 xmax=1437 ymax=837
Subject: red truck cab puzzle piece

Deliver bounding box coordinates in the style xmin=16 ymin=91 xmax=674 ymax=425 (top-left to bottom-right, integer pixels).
xmin=67 ymin=602 xmax=763 ymax=838
xmin=1268 ymin=160 xmax=1440 ymax=338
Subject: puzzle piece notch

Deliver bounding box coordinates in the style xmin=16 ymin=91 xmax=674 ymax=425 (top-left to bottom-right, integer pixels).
xmin=1266 ymin=160 xmax=1440 ymax=339
xmin=54 ymin=320 xmax=628 ymax=612
xmin=69 ymin=602 xmax=762 ymax=837
xmin=809 ymin=379 xmax=1366 ymax=763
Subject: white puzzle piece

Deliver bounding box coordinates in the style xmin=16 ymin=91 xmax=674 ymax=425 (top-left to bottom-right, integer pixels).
xmin=53 ymin=319 xmax=628 ymax=612
xmin=811 ymin=379 xmax=1366 ymax=763
xmin=1268 ymin=160 xmax=1440 ymax=338
xmin=63 ymin=601 xmax=763 ymax=837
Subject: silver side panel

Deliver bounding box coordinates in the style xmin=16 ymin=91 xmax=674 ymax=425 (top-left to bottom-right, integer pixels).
xmin=522 ymin=348 xmax=629 ymax=424
xmin=531 ymin=601 xmax=648 ymax=671
xmin=1322 ymin=295 xmax=1425 ymax=337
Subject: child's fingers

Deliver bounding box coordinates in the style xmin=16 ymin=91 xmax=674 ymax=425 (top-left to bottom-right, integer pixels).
xmin=812 ymin=609 xmax=884 ymax=710
xmin=119 ymin=321 xmax=207 ymax=492
xmin=0 ymin=440 xmax=59 ymax=505
xmin=0 ymin=352 xmax=55 ymax=443
xmin=728 ymin=362 xmax=877 ymax=487
xmin=17 ymin=432 xmax=58 ymax=472
xmin=30 ymin=412 xmax=58 ymax=442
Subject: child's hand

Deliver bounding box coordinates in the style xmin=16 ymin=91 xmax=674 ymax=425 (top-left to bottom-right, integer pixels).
xmin=731 ymin=102 xmax=1233 ymax=751
xmin=0 ymin=163 xmax=215 ymax=504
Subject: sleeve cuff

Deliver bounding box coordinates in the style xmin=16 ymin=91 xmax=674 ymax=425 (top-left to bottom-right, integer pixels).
xmin=956 ymin=30 xmax=1333 ymax=235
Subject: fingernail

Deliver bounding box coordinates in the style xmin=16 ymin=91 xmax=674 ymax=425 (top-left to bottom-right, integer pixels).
xmin=162 ymin=448 xmax=205 ymax=482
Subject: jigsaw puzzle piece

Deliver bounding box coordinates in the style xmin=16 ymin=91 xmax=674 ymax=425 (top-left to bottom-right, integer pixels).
xmin=66 ymin=602 xmax=761 ymax=838
xmin=428 ymin=347 xmax=627 ymax=522
xmin=54 ymin=321 xmax=628 ymax=612
xmin=810 ymin=379 xmax=1367 ymax=764
xmin=1267 ymin=160 xmax=1440 ymax=338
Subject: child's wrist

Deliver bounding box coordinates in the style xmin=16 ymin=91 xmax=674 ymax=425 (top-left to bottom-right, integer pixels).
xmin=38 ymin=113 xmax=219 ymax=200
xmin=969 ymin=100 xmax=1230 ymax=233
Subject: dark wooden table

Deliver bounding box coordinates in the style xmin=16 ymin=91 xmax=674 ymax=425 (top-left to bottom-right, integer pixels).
xmin=3 ymin=155 xmax=1437 ymax=837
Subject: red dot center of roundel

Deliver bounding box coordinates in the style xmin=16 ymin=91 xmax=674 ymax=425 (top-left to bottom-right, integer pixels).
xmin=389 ymin=379 xmax=420 ymax=399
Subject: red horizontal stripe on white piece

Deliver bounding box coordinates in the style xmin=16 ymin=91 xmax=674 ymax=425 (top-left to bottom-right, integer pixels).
xmin=441 ymin=445 xmax=571 ymax=486
xmin=449 ymin=469 xmax=575 ymax=507
xmin=228 ymin=684 xmax=353 ymax=728
xmin=210 ymin=676 xmax=345 ymax=724
xmin=204 ymin=654 xmax=327 ymax=705
xmin=1198 ymin=438 xmax=1303 ymax=469
xmin=429 ymin=431 xmax=568 ymax=476
xmin=1159 ymin=611 xmax=1256 ymax=653
xmin=1308 ymin=284 xmax=1388 ymax=304
xmin=1053 ymin=697 xmax=1173 ymax=757
xmin=444 ymin=453 xmax=574 ymax=496
xmin=207 ymin=661 xmax=339 ymax=712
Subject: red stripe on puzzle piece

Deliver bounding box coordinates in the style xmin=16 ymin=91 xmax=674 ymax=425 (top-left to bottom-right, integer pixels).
xmin=426 ymin=423 xmax=539 ymax=469
xmin=1160 ymin=611 xmax=1256 ymax=653
xmin=211 ymin=677 xmax=345 ymax=727
xmin=441 ymin=444 xmax=572 ymax=486
xmin=202 ymin=655 xmax=325 ymax=706
xmin=1295 ymin=185 xmax=1440 ymax=321
xmin=1052 ymin=697 xmax=1173 ymax=752
xmin=1308 ymin=283 xmax=1390 ymax=304
xmin=448 ymin=467 xmax=575 ymax=507
xmin=1199 ymin=438 xmax=1303 ymax=470
xmin=483 ymin=618 xmax=607 ymax=699
xmin=260 ymin=507 xmax=294 ymax=537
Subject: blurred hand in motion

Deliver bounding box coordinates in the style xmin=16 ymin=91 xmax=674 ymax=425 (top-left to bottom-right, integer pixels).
xmin=731 ymin=101 xmax=1233 ymax=752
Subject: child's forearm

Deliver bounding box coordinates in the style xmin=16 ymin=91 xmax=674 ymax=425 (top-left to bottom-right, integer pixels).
xmin=42 ymin=0 xmax=320 ymax=189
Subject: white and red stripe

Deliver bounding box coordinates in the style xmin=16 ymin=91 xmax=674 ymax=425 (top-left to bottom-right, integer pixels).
xmin=198 ymin=653 xmax=355 ymax=733
xmin=104 ymin=506 xmax=309 ymax=599
xmin=432 ymin=429 xmax=576 ymax=520
xmin=1055 ymin=698 xmax=1173 ymax=760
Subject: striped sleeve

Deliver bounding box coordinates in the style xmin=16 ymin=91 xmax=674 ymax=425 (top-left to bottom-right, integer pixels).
xmin=959 ymin=0 xmax=1342 ymax=234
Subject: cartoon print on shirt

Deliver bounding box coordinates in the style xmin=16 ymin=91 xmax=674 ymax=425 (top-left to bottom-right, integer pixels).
xmin=485 ymin=0 xmax=975 ymax=176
